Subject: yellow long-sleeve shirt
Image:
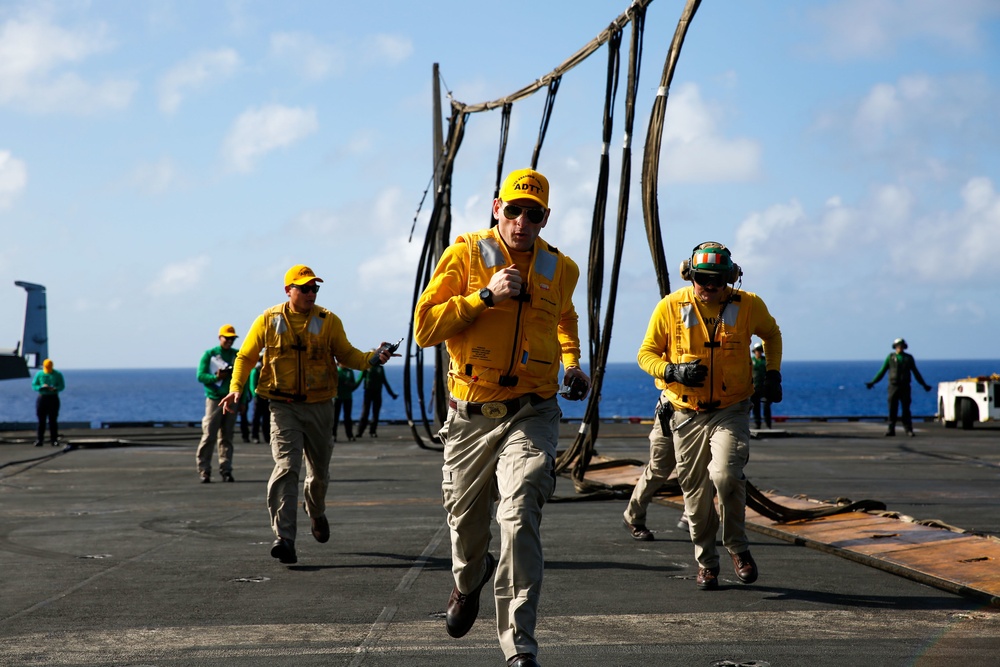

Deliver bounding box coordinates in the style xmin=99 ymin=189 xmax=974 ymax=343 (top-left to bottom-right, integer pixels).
xmin=414 ymin=227 xmax=581 ymax=403
xmin=637 ymin=285 xmax=782 ymax=411
xmin=231 ymin=302 xmax=374 ymax=404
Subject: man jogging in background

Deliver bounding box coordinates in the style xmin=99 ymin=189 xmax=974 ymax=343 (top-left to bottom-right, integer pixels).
xmin=220 ymin=264 xmax=396 ymax=565
xmin=637 ymin=242 xmax=782 ymax=591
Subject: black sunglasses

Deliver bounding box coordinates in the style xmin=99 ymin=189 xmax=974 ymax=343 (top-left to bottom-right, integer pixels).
xmin=292 ymin=284 xmax=320 ymax=294
xmin=692 ymin=272 xmax=726 ymax=288
xmin=502 ymin=203 xmax=546 ymax=224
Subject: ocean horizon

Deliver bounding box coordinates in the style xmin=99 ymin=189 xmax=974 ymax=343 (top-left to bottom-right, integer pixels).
xmin=2 ymin=359 xmax=998 ymax=426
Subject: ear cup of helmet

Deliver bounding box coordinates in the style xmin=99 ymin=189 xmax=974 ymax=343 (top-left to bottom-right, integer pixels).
xmin=728 ymin=262 xmax=742 ymax=283
xmin=679 ymin=259 xmax=692 ymax=282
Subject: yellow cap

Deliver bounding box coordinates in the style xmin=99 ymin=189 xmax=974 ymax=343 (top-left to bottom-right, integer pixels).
xmin=42 ymin=358 xmax=53 ymax=371
xmin=499 ymin=168 xmax=549 ymax=208
xmin=284 ymin=264 xmax=323 ymax=287
xmin=218 ymin=324 xmax=238 ymax=338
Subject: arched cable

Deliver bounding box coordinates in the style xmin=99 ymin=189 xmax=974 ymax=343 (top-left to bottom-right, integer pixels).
xmin=553 ymin=23 xmax=623 ymax=475
xmin=556 ymin=3 xmax=646 ymax=484
xmin=490 ymin=103 xmax=513 ymax=227
xmin=530 ymin=77 xmax=562 ymax=170
xmin=642 ymin=0 xmax=702 ymax=297
xmin=403 ymin=107 xmax=469 ymax=450
xmin=406 ymin=3 xmax=655 ymax=452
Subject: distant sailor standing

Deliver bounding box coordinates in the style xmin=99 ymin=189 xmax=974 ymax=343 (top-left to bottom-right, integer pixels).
xmin=32 ymin=358 xmax=65 ymax=447
xmin=750 ymin=341 xmax=771 ymax=430
xmin=866 ymin=338 xmax=931 ymax=437
xmin=196 ymin=325 xmax=240 ymax=483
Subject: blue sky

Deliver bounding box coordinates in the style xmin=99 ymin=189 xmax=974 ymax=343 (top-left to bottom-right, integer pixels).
xmin=1 ymin=0 xmax=998 ymax=370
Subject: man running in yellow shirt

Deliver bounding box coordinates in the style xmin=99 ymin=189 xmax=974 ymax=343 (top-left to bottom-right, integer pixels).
xmin=415 ymin=168 xmax=589 ymax=667
xmin=637 ymin=242 xmax=782 ymax=590
xmin=220 ymin=264 xmax=396 ymax=565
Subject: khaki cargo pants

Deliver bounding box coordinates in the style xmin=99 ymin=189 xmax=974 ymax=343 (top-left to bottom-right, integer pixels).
xmin=624 ymin=402 xmax=677 ymax=527
xmin=671 ymin=399 xmax=751 ymax=569
xmin=267 ymin=400 xmax=334 ymax=542
xmin=197 ymin=397 xmax=237 ymax=477
xmin=440 ymin=395 xmax=559 ymax=661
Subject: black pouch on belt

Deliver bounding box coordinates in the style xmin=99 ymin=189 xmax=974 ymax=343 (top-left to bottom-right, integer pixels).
xmin=654 ymin=399 xmax=674 ymax=434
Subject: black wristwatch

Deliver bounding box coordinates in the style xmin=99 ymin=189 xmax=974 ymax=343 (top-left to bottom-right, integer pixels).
xmin=478 ymin=287 xmax=494 ymax=308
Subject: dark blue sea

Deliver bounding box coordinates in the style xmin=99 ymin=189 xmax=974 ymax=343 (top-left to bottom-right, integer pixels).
xmin=1 ymin=360 xmax=997 ymax=426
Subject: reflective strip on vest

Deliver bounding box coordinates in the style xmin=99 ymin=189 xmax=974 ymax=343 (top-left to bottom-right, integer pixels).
xmin=534 ymin=247 xmax=557 ymax=281
xmin=681 ymin=304 xmax=698 ymax=329
xmin=721 ymin=302 xmax=740 ymax=327
xmin=273 ymin=314 xmax=287 ymax=335
xmin=478 ymin=238 xmax=506 ymax=268
xmin=308 ymin=316 xmax=323 ymax=335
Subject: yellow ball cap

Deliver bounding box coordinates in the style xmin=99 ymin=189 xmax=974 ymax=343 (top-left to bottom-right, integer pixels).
xmin=284 ymin=264 xmax=323 ymax=286
xmin=218 ymin=324 xmax=238 ymax=338
xmin=499 ymin=168 xmax=549 ymax=208
xmin=42 ymin=358 xmax=53 ymax=371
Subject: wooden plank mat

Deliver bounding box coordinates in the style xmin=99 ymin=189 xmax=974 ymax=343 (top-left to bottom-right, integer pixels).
xmin=579 ymin=459 xmax=1000 ymax=606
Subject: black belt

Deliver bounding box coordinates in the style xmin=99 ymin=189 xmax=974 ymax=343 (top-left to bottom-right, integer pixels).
xmin=448 ymin=394 xmax=542 ymax=419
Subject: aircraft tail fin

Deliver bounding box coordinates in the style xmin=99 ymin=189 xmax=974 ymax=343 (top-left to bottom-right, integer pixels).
xmin=14 ymin=281 xmax=47 ymax=369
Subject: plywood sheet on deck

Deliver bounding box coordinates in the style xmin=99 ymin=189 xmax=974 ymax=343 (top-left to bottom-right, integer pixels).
xmin=580 ymin=458 xmax=1000 ymax=605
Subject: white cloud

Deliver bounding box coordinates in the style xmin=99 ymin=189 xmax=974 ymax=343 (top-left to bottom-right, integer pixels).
xmin=0 ymin=10 xmax=135 ymax=113
xmin=818 ymin=73 xmax=996 ymax=179
xmin=147 ymin=256 xmax=210 ymax=296
xmin=660 ymin=83 xmax=761 ymax=183
xmin=270 ymin=32 xmax=343 ymax=80
xmin=130 ymin=157 xmax=179 ymax=195
xmin=853 ymin=75 xmax=937 ymax=143
xmin=285 ymin=209 xmax=344 ymax=236
xmin=222 ymin=104 xmax=319 ymax=172
xmin=734 ymin=200 xmax=806 ymax=268
xmin=269 ymin=31 xmax=412 ymax=81
xmin=366 ymin=34 xmax=413 ymax=66
xmin=734 ymin=177 xmax=1000 ymax=288
xmin=809 ymin=0 xmax=1000 ymax=59
xmin=0 ymin=150 xmax=28 ymax=209
xmin=357 ymin=187 xmax=427 ymax=292
xmin=158 ymin=48 xmax=240 ymax=114
xmin=907 ymin=176 xmax=1000 ymax=281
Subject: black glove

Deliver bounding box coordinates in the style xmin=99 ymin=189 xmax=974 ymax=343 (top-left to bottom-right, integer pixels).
xmin=763 ymin=370 xmax=783 ymax=403
xmin=865 ymin=382 xmax=874 ymax=390
xmin=559 ymin=374 xmax=589 ymax=401
xmin=923 ymin=384 xmax=932 ymax=392
xmin=664 ymin=360 xmax=708 ymax=387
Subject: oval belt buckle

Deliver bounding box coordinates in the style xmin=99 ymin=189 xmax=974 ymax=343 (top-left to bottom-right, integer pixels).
xmin=481 ymin=401 xmax=508 ymax=419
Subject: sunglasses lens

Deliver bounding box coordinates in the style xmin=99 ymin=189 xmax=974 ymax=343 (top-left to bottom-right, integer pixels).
xmin=502 ymin=204 xmax=521 ymax=220
xmin=693 ymin=272 xmax=724 ymax=287
xmin=296 ymin=284 xmax=319 ymax=294
xmin=503 ymin=204 xmax=545 ymax=224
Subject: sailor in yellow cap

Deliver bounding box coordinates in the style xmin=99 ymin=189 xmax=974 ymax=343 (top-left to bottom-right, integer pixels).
xmin=220 ymin=264 xmax=397 ymax=565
